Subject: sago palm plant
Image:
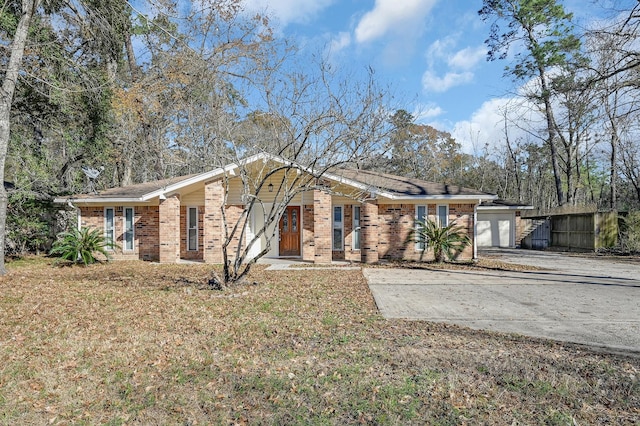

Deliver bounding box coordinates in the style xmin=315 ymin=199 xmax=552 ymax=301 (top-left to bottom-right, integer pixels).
xmin=409 ymin=218 xmax=471 ymax=263
xmin=50 ymin=227 xmax=115 ymax=265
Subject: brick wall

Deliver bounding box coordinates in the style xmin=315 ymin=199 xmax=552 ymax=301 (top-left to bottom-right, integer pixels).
xmin=137 ymin=206 xmax=160 ymax=261
xmin=79 ymin=205 xmax=160 ymax=261
xmin=378 ymin=204 xmax=415 ymax=260
xmin=302 ymin=204 xmax=315 ymax=262
xmin=360 ymin=200 xmax=379 ymax=263
xmin=204 ymin=180 xmax=224 ymax=264
xmin=448 ymin=203 xmax=475 ymax=260
xmin=313 ymin=190 xmax=332 ymax=263
xmin=374 ymin=203 xmax=475 ymax=262
xmin=159 ymin=194 xmax=180 ymax=263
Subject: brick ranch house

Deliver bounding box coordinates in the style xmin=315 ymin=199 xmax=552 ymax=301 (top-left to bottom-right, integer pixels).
xmin=55 ymin=154 xmax=497 ymax=264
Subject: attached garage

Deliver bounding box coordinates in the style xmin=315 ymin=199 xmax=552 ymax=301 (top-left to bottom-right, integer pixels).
xmin=477 ymin=200 xmax=533 ymax=248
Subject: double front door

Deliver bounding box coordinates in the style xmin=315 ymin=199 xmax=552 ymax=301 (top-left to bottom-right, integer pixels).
xmin=279 ymin=206 xmax=300 ymax=256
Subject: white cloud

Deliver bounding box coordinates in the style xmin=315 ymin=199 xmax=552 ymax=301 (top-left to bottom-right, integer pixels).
xmin=328 ymin=32 xmax=352 ymax=54
xmin=241 ymin=0 xmax=335 ymax=26
xmin=413 ymin=103 xmax=444 ymax=121
xmin=422 ymin=39 xmax=485 ymax=93
xmin=447 ymin=45 xmax=486 ymax=70
xmin=426 ymin=36 xmax=457 ymax=64
xmin=422 ymin=70 xmax=473 ymax=92
xmin=354 ymin=0 xmax=437 ymax=44
xmin=451 ymin=96 xmax=544 ymax=155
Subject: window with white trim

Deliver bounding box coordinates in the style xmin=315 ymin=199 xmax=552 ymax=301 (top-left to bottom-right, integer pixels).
xmin=352 ymin=205 xmax=361 ymax=250
xmin=333 ymin=205 xmax=343 ymax=251
xmin=187 ymin=207 xmax=198 ymax=251
xmin=437 ymin=204 xmax=449 ymax=227
xmin=104 ymin=207 xmax=115 ymax=250
xmin=415 ymin=205 xmax=427 ymax=250
xmin=124 ymin=207 xmax=134 ymax=251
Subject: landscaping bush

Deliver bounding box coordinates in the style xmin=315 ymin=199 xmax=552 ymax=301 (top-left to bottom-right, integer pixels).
xmin=50 ymin=227 xmax=115 ymax=265
xmin=408 ymin=218 xmax=471 ymax=262
xmin=619 ymin=211 xmax=640 ymax=254
xmin=5 ymin=189 xmax=57 ymax=256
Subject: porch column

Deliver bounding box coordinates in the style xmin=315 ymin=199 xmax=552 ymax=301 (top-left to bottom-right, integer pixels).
xmin=313 ymin=189 xmax=332 ymax=263
xmin=302 ymin=204 xmax=315 ymax=262
xmin=361 ymin=200 xmax=379 ymax=263
xmin=203 ymin=179 xmax=224 ymax=264
xmin=159 ymin=193 xmax=181 ymax=263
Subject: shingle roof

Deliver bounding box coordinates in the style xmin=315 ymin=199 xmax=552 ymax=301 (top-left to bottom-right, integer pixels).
xmin=55 ymin=153 xmax=495 ymax=203
xmin=332 ymin=168 xmax=494 ymax=197
xmin=58 ymin=174 xmax=200 ymax=201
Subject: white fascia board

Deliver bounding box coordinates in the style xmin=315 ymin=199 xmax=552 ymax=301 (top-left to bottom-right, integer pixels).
xmin=378 ymin=193 xmax=497 ymax=202
xmin=477 ymin=204 xmax=533 ymax=211
xmin=54 ymin=197 xmax=148 ymax=204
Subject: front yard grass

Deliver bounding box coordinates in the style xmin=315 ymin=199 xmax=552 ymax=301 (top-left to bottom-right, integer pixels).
xmin=0 ymin=257 xmax=638 ymax=424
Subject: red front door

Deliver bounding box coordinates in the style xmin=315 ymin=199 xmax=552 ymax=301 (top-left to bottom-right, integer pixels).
xmin=279 ymin=206 xmax=301 ymax=256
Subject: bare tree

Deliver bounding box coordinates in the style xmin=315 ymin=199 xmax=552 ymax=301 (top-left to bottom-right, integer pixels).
xmin=210 ymin=61 xmax=392 ymax=286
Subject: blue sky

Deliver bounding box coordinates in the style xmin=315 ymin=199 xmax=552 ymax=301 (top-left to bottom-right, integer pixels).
xmin=238 ymin=0 xmax=614 ymax=154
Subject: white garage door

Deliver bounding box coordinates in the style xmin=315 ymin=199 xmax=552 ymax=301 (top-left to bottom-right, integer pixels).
xmin=477 ymin=212 xmax=514 ymax=247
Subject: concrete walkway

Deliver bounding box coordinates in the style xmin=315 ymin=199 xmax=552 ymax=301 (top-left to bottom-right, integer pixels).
xmin=364 ymin=250 xmax=640 ymax=353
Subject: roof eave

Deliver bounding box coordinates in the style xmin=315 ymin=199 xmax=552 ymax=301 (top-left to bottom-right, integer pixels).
xmin=477 ymin=205 xmax=534 ymax=210
xmin=54 ymin=197 xmax=148 ymax=204
xmin=377 ymin=193 xmax=498 ymax=201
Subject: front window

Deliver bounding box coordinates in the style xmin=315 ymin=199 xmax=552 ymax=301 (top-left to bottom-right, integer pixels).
xmin=333 ymin=206 xmax=343 ymax=251
xmin=437 ymin=204 xmax=449 ymax=227
xmin=416 ymin=205 xmax=426 ymax=251
xmin=187 ymin=207 xmax=198 ymax=251
xmin=124 ymin=207 xmax=134 ymax=251
xmin=352 ymin=205 xmax=361 ymax=250
xmin=104 ymin=207 xmax=114 ymax=250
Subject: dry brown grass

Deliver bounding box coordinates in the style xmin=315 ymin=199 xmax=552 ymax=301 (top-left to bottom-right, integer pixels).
xmin=0 ymin=257 xmax=638 ymax=425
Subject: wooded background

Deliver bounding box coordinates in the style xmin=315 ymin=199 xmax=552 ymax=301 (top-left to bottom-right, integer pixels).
xmin=2 ymin=0 xmax=640 ymax=257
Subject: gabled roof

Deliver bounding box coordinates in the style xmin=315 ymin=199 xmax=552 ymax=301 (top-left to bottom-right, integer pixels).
xmin=56 ymin=174 xmax=200 ymax=203
xmin=55 ymin=153 xmax=496 ymax=204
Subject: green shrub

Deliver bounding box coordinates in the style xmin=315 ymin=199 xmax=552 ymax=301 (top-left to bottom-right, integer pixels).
xmin=6 ymin=190 xmax=56 ymax=256
xmin=408 ymin=218 xmax=471 ymax=263
xmin=50 ymin=227 xmax=115 ymax=265
xmin=620 ymin=211 xmax=640 ymax=253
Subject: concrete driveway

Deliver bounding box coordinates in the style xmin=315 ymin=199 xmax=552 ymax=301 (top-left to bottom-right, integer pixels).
xmin=364 ymin=249 xmax=640 ymax=353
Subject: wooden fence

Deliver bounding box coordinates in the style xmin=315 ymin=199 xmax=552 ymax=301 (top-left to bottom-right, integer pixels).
xmin=521 ymin=211 xmax=618 ymax=251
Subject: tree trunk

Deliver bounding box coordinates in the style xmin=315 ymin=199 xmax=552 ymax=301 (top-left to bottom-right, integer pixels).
xmin=540 ymin=75 xmax=566 ymax=206
xmin=0 ymin=0 xmax=40 ymax=275
xmin=610 ymin=132 xmax=617 ymax=209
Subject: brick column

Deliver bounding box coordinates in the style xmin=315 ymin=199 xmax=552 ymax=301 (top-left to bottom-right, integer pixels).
xmin=361 ymin=200 xmax=379 ymax=263
xmin=203 ymin=179 xmax=224 ymax=264
xmin=313 ymin=189 xmax=332 ymax=264
xmin=159 ymin=194 xmax=181 ymax=263
xmin=302 ymin=204 xmax=315 ymax=262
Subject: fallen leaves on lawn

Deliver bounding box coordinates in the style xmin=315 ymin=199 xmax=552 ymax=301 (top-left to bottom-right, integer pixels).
xmin=0 ymin=257 xmax=637 ymax=425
